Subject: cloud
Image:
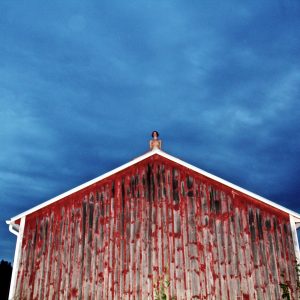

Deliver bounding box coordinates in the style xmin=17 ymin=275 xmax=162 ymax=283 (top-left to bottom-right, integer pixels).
xmin=1 ymin=0 xmax=300 ymax=261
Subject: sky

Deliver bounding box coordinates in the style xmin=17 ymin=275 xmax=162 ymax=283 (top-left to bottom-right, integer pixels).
xmin=1 ymin=1 xmax=300 ymax=262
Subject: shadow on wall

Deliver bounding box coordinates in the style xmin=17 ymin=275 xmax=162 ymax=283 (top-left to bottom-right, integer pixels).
xmin=0 ymin=260 xmax=12 ymax=300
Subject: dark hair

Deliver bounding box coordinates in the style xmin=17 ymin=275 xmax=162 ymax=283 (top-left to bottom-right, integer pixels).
xmin=152 ymin=131 xmax=159 ymax=137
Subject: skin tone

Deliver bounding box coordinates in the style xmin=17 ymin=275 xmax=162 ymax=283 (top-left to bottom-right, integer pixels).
xmin=150 ymin=131 xmax=162 ymax=150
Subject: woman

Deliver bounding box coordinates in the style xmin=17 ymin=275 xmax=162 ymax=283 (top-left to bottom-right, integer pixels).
xmin=149 ymin=131 xmax=162 ymax=150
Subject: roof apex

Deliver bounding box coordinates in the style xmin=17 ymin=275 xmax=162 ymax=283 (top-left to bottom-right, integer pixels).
xmin=7 ymin=148 xmax=300 ymax=223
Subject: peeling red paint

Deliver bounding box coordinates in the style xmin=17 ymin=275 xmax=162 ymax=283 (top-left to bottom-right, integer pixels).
xmin=14 ymin=155 xmax=299 ymax=299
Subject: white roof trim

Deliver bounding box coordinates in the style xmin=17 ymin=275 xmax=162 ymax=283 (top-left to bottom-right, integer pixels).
xmin=7 ymin=148 xmax=300 ymax=223
xmin=159 ymin=150 xmax=300 ymax=220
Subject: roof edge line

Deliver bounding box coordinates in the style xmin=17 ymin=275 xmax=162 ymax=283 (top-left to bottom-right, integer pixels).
xmin=158 ymin=150 xmax=300 ymax=219
xmin=9 ymin=149 xmax=160 ymax=221
xmin=8 ymin=148 xmax=300 ymax=221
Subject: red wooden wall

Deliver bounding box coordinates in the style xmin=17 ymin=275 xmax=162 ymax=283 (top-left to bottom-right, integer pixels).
xmin=15 ymin=154 xmax=299 ymax=299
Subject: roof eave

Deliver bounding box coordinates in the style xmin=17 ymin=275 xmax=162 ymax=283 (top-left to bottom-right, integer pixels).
xmin=159 ymin=150 xmax=300 ymax=220
xmin=8 ymin=148 xmax=300 ymax=222
xmin=9 ymin=148 xmax=161 ymax=222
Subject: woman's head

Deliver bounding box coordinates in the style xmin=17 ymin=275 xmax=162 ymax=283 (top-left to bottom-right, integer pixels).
xmin=152 ymin=131 xmax=159 ymax=138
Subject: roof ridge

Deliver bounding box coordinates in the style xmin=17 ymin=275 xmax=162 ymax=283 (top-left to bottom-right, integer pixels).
xmin=7 ymin=148 xmax=300 ymax=223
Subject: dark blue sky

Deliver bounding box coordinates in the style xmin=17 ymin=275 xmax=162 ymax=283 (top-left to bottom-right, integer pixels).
xmin=1 ymin=1 xmax=300 ymax=261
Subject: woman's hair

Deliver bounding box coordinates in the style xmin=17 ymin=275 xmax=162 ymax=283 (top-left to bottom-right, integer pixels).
xmin=152 ymin=131 xmax=159 ymax=138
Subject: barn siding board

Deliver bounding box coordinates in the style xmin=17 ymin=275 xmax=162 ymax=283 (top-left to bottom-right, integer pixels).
xmin=14 ymin=155 xmax=299 ymax=299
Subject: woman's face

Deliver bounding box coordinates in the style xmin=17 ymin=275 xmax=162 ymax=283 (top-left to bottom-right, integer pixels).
xmin=152 ymin=131 xmax=158 ymax=139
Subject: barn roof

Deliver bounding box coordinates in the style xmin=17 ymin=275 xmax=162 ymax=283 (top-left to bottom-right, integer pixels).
xmin=7 ymin=148 xmax=300 ymax=224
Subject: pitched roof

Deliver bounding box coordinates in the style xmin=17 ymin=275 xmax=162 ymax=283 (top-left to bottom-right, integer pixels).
xmin=7 ymin=148 xmax=300 ymax=223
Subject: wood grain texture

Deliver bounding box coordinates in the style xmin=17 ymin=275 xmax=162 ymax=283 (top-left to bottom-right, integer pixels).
xmin=15 ymin=155 xmax=299 ymax=299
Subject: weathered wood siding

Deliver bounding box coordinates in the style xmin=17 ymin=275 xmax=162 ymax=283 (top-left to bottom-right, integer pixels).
xmin=15 ymin=155 xmax=299 ymax=299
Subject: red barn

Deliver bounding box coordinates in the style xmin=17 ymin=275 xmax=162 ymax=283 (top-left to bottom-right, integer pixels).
xmin=7 ymin=143 xmax=300 ymax=299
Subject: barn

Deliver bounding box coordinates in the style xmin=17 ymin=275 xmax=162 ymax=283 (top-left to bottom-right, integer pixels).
xmin=7 ymin=135 xmax=300 ymax=299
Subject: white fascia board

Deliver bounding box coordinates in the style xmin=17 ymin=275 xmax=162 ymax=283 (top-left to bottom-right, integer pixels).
xmin=157 ymin=149 xmax=300 ymax=220
xmin=8 ymin=149 xmax=159 ymax=222
xmin=7 ymin=148 xmax=300 ymax=223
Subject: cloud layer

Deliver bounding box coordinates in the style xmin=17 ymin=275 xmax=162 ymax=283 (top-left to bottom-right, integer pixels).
xmin=1 ymin=0 xmax=300 ymax=261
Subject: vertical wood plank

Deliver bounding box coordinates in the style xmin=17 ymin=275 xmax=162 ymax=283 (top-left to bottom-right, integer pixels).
xmin=13 ymin=156 xmax=299 ymax=300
